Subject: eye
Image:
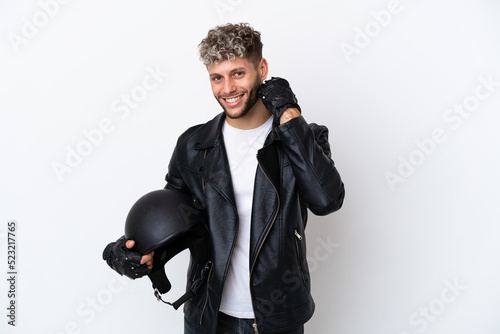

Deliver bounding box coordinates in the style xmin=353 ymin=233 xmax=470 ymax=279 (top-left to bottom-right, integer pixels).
xmin=212 ymin=76 xmax=221 ymax=82
xmin=234 ymin=71 xmax=244 ymax=78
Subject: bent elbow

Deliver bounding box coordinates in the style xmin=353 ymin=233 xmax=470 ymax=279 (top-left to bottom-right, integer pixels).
xmin=309 ymin=182 xmax=345 ymax=216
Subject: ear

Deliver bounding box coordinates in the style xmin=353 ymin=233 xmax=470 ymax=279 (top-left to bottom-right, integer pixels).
xmin=258 ymin=58 xmax=269 ymax=83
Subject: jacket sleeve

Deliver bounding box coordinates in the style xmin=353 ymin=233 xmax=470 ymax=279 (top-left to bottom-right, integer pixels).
xmin=274 ymin=115 xmax=345 ymax=215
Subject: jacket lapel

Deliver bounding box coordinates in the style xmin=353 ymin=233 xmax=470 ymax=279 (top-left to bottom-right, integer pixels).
xmin=250 ymin=140 xmax=281 ymax=267
xmin=194 ymin=113 xmax=237 ymax=209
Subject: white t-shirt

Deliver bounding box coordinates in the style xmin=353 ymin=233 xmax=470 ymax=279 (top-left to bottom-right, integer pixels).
xmin=219 ymin=116 xmax=273 ymax=319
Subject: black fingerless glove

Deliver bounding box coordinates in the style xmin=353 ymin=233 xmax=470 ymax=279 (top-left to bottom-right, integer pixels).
xmin=102 ymin=236 xmax=150 ymax=279
xmin=257 ymin=77 xmax=301 ymax=120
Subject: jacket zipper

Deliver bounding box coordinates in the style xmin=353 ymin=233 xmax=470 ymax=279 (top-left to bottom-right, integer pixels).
xmin=199 ymin=263 xmax=213 ymax=324
xmin=249 ymin=157 xmax=280 ymax=334
xmin=201 ymin=148 xmax=207 ymax=192
xmin=294 ymin=229 xmax=306 ymax=284
xmin=199 ymin=148 xmax=212 ymax=325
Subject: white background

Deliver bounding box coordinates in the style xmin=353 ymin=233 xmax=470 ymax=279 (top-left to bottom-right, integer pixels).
xmin=1 ymin=0 xmax=500 ymax=333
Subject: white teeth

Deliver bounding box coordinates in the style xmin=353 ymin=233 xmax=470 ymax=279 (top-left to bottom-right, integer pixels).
xmin=225 ymin=96 xmax=241 ymax=103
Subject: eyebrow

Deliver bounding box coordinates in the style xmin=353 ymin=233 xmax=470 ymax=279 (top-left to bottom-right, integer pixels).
xmin=230 ymin=67 xmax=247 ymax=73
xmin=209 ymin=67 xmax=247 ymax=78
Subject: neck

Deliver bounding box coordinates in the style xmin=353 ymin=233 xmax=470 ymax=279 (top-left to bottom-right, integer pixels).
xmin=225 ymin=100 xmax=271 ymax=130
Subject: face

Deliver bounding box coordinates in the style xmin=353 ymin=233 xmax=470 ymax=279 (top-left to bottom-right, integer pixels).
xmin=208 ymin=57 xmax=267 ymax=120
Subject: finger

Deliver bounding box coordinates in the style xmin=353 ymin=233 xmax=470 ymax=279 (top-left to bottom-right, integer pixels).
xmin=140 ymin=251 xmax=154 ymax=265
xmin=125 ymin=239 xmax=135 ymax=249
xmin=144 ymin=251 xmax=154 ymax=270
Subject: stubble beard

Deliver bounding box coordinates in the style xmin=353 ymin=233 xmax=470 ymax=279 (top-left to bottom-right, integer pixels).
xmin=217 ymin=76 xmax=261 ymax=120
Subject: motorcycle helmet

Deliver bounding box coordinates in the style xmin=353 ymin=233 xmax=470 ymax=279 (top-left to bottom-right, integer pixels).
xmin=124 ymin=188 xmax=211 ymax=309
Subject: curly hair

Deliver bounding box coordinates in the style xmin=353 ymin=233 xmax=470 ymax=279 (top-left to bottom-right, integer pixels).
xmin=198 ymin=23 xmax=263 ymax=67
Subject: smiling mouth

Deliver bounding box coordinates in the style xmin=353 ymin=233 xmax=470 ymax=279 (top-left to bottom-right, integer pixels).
xmin=222 ymin=94 xmax=244 ymax=104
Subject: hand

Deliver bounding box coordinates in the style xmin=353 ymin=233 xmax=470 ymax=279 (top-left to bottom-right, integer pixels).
xmin=126 ymin=239 xmax=154 ymax=270
xmin=257 ymin=77 xmax=301 ymax=123
xmin=102 ymin=236 xmax=153 ymax=279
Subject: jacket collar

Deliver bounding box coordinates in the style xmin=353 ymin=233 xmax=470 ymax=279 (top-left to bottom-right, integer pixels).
xmin=194 ymin=112 xmax=281 ymax=150
xmin=194 ymin=112 xmax=225 ymax=150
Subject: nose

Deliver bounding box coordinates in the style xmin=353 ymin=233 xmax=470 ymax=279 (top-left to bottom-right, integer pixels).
xmin=223 ymin=78 xmax=236 ymax=95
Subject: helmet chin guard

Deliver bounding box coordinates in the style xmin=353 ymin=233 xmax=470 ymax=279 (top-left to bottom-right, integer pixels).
xmin=124 ymin=189 xmax=211 ymax=309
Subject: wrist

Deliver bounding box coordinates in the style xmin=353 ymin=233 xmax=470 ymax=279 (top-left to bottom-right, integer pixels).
xmin=279 ymin=108 xmax=301 ymax=124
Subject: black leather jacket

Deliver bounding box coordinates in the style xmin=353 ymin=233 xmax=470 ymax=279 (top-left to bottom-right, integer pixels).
xmin=165 ymin=112 xmax=345 ymax=333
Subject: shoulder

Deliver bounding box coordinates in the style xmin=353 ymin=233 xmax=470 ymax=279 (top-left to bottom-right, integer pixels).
xmin=176 ymin=123 xmax=204 ymax=143
xmin=308 ymin=123 xmax=329 ymax=139
xmin=174 ymin=112 xmax=224 ymax=149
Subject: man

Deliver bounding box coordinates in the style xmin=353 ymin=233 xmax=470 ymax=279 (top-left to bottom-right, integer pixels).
xmin=104 ymin=23 xmax=344 ymax=333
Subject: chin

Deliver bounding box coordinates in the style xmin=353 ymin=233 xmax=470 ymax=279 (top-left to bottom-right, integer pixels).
xmin=220 ymin=98 xmax=252 ymax=120
xmin=224 ymin=108 xmax=250 ymax=120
